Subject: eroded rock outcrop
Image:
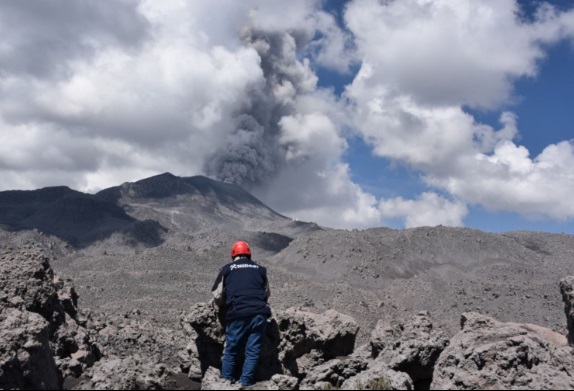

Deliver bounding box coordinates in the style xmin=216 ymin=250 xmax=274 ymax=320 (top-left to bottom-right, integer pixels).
xmin=182 ymin=303 xmax=459 ymax=390
xmin=298 ymin=356 xmax=369 ymax=390
xmin=276 ymin=308 xmax=359 ymax=369
xmin=75 ymin=356 xmax=169 ymax=390
xmin=340 ymin=360 xmax=414 ymax=390
xmin=181 ymin=302 xmax=359 ymax=384
xmin=180 ymin=302 xmax=228 ymax=381
xmin=1 ymin=247 xmax=192 ymax=390
xmin=297 ymin=311 xmax=447 ymax=390
xmin=560 ymin=276 xmax=574 ymax=346
xmin=431 ymin=312 xmax=574 ymax=390
xmin=0 ymin=307 xmax=60 ymax=390
xmin=71 ymin=308 xmax=193 ymax=390
xmin=0 ymin=247 xmax=100 ymax=388
xmin=6 ymin=246 xmax=574 ymax=390
xmin=370 ymin=311 xmax=449 ymax=385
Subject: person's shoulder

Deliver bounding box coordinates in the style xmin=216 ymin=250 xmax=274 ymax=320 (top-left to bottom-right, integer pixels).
xmin=244 ymin=258 xmax=266 ymax=269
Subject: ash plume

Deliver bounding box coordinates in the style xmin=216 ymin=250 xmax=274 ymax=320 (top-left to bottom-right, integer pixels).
xmin=204 ymin=27 xmax=316 ymax=187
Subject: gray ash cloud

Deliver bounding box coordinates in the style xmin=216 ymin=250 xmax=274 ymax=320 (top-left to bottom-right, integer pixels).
xmin=0 ymin=0 xmax=149 ymax=80
xmin=204 ymin=27 xmax=316 ymax=187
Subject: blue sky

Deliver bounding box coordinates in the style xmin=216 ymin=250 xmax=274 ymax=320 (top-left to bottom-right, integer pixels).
xmin=316 ymin=0 xmax=574 ymax=233
xmin=0 ymin=0 xmax=573 ymax=233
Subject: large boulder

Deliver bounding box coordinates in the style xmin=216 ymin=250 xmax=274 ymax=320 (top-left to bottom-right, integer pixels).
xmin=71 ymin=308 xmax=190 ymax=390
xmin=75 ymin=356 xmax=169 ymax=390
xmin=0 ymin=307 xmax=61 ymax=390
xmin=340 ymin=360 xmax=414 ymax=390
xmin=0 ymin=248 xmax=61 ymax=323
xmin=299 ymin=356 xmax=369 ymax=390
xmin=180 ymin=302 xmax=227 ymax=380
xmin=276 ymin=308 xmax=358 ymax=365
xmin=297 ymin=312 xmax=445 ymax=390
xmin=0 ymin=247 xmax=100 ymax=385
xmin=87 ymin=309 xmax=180 ymax=362
xmin=370 ymin=311 xmax=449 ymax=384
xmin=181 ymin=303 xmax=359 ymax=382
xmin=431 ymin=312 xmax=574 ymax=390
xmin=560 ymin=276 xmax=574 ymax=345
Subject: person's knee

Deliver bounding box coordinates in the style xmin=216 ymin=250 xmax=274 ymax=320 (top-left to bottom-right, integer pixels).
xmin=224 ymin=341 xmax=242 ymax=356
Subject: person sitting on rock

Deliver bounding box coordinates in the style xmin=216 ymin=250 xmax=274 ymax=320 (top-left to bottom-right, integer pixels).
xmin=211 ymin=240 xmax=271 ymax=387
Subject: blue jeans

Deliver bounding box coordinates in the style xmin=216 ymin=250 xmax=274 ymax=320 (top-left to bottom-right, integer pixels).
xmin=221 ymin=314 xmax=267 ymax=386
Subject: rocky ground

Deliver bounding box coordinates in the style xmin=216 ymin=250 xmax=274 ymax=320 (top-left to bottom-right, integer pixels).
xmin=33 ymin=225 xmax=574 ymax=345
xmin=4 ymin=245 xmax=574 ymax=390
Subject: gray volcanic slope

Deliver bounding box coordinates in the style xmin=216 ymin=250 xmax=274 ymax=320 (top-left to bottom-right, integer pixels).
xmin=45 ymin=226 xmax=573 ymax=343
xmin=0 ymin=186 xmax=165 ymax=248
xmin=96 ymin=173 xmax=290 ymax=230
xmin=0 ymin=173 xmax=318 ymax=254
xmin=267 ymin=227 xmax=574 ymax=339
xmin=2 ymin=174 xmax=574 ymax=344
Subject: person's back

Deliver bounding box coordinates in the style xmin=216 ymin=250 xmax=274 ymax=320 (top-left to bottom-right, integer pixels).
xmin=211 ymin=241 xmax=270 ymax=386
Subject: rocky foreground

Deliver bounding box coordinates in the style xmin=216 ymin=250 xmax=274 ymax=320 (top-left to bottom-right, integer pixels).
xmin=3 ymin=246 xmax=574 ymax=390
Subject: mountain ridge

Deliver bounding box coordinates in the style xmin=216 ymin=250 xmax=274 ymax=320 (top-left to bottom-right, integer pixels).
xmin=0 ymin=173 xmax=307 ymax=249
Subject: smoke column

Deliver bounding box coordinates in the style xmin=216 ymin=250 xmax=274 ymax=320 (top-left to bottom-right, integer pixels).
xmin=204 ymin=27 xmax=318 ymax=188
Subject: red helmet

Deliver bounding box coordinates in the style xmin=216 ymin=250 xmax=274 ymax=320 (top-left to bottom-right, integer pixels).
xmin=231 ymin=241 xmax=251 ymax=258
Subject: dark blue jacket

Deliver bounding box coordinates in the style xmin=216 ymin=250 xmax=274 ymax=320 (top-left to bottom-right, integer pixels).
xmin=211 ymin=256 xmax=271 ymax=321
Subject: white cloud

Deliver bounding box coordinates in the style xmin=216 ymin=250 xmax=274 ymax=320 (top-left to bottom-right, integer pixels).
xmin=279 ymin=113 xmax=346 ymax=162
xmin=256 ymin=162 xmax=381 ymax=229
xmin=428 ymin=140 xmax=574 ymax=220
xmin=345 ymin=0 xmax=574 ymax=108
xmin=379 ymin=192 xmax=468 ymax=228
xmin=344 ymin=0 xmax=574 ymax=224
xmin=308 ymin=11 xmax=357 ymax=73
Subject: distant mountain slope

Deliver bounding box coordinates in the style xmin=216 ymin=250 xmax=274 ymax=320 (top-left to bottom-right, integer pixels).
xmin=0 ymin=187 xmax=164 ymax=248
xmin=0 ymin=173 xmax=316 ymax=249
xmin=96 ymin=173 xmax=291 ymax=231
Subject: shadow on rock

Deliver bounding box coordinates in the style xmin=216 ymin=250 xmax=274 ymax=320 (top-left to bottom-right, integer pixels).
xmin=0 ymin=187 xmax=168 ymax=250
